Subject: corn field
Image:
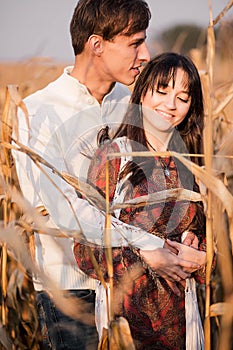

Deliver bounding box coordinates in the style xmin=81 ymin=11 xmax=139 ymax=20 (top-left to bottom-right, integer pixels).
xmin=0 ymin=1 xmax=233 ymax=349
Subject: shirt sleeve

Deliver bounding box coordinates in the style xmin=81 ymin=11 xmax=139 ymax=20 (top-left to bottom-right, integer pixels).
xmin=13 ymin=108 xmax=164 ymax=251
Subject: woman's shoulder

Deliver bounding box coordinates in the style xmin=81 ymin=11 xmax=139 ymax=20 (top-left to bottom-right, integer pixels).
xmin=93 ymin=137 xmax=132 ymax=167
xmin=112 ymin=136 xmax=132 ymax=152
xmin=98 ymin=136 xmax=130 ymax=153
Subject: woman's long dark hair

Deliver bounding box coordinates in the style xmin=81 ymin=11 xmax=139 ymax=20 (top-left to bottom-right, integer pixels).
xmin=98 ymin=52 xmax=205 ymax=187
xmin=97 ymin=52 xmax=205 ymax=235
xmin=115 ymin=52 xmax=204 ymax=163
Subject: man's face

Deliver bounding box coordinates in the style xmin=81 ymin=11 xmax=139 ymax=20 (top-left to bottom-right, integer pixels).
xmin=100 ymin=30 xmax=150 ymax=86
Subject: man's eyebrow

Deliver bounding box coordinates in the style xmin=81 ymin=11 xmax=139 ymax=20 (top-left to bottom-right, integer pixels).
xmin=130 ymin=37 xmax=146 ymax=45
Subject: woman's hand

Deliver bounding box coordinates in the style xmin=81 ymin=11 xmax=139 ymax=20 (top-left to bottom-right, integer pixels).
xmin=140 ymin=248 xmax=200 ymax=296
xmin=166 ymin=239 xmax=206 ymax=273
xmin=182 ymin=231 xmax=199 ymax=249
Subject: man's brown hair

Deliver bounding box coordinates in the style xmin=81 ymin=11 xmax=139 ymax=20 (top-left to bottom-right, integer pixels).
xmin=70 ymin=0 xmax=151 ymax=55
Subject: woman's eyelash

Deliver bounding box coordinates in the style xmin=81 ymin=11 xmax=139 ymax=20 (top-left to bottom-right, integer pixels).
xmin=156 ymin=90 xmax=166 ymax=95
xmin=156 ymin=90 xmax=189 ymax=103
xmin=178 ymin=97 xmax=189 ymax=103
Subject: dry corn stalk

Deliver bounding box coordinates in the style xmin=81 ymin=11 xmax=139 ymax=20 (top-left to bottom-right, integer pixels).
xmin=1 ymin=1 xmax=233 ymax=344
xmin=0 ymin=85 xmax=41 ymax=349
xmin=8 ymin=126 xmax=233 ymax=342
xmin=204 ymin=1 xmax=233 ymax=348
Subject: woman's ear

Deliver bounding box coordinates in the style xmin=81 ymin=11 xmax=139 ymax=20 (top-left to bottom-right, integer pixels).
xmin=88 ymin=34 xmax=104 ymax=56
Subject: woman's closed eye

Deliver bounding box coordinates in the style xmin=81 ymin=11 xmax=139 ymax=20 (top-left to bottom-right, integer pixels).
xmin=156 ymin=89 xmax=167 ymax=95
xmin=178 ymin=96 xmax=190 ymax=103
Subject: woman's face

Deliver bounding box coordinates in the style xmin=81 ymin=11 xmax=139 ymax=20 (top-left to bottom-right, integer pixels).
xmin=141 ymin=68 xmax=191 ymax=132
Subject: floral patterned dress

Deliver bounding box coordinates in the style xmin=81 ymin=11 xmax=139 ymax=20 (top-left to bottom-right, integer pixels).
xmin=74 ymin=138 xmax=206 ymax=350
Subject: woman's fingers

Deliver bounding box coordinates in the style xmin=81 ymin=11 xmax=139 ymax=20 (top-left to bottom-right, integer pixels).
xmin=165 ymin=280 xmax=181 ymax=296
xmin=182 ymin=232 xmax=199 ymax=249
xmin=178 ymin=256 xmax=201 ymax=273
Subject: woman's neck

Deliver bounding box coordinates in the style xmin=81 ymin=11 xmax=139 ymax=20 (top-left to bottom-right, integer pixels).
xmin=146 ymin=129 xmax=174 ymax=152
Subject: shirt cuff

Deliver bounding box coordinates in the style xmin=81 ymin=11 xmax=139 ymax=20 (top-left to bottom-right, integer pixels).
xmin=129 ymin=230 xmax=165 ymax=250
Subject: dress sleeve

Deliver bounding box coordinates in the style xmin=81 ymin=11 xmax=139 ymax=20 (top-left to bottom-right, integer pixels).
xmin=74 ymin=141 xmax=141 ymax=282
xmin=87 ymin=141 xmax=121 ymax=203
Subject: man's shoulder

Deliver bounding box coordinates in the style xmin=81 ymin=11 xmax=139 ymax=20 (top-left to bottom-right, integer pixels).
xmin=23 ymin=74 xmax=63 ymax=105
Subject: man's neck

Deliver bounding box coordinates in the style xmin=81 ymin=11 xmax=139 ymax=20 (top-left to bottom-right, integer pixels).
xmin=70 ymin=57 xmax=114 ymax=104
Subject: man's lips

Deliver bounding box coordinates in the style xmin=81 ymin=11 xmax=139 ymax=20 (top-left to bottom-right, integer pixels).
xmin=131 ymin=66 xmax=140 ymax=75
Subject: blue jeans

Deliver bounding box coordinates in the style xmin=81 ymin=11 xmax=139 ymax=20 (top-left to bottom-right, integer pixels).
xmin=37 ymin=290 xmax=99 ymax=350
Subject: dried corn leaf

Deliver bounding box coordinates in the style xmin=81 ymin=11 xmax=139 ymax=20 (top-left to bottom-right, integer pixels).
xmin=5 ymin=186 xmax=83 ymax=239
xmin=112 ymin=188 xmax=201 ymax=210
xmin=3 ymin=85 xmax=29 ymax=141
xmin=216 ymin=128 xmax=233 ymax=157
xmin=173 ymin=153 xmax=233 ymax=270
xmin=0 ymin=324 xmax=13 ymax=349
xmin=206 ymin=25 xmax=215 ymax=89
xmin=2 ymin=139 xmax=107 ymax=212
xmin=5 ymin=140 xmax=204 ymax=216
xmin=98 ymin=317 xmax=135 ymax=350
xmin=211 ymin=195 xmax=233 ymax=295
xmin=209 ymin=302 xmax=229 ymax=317
xmin=213 ymin=83 xmax=233 ymax=117
xmin=62 ymin=172 xmax=106 ymax=211
xmin=1 ymin=85 xmax=28 ymax=172
xmin=213 ymin=0 xmax=233 ymax=25
xmin=171 ymin=152 xmax=233 ymax=218
xmin=0 ymin=225 xmax=97 ymax=324
xmin=213 ymin=129 xmax=233 ymax=181
xmin=6 ymin=268 xmax=25 ymax=310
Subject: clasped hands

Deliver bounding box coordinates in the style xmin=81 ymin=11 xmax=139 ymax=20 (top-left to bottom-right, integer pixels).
xmin=140 ymin=232 xmax=206 ymax=296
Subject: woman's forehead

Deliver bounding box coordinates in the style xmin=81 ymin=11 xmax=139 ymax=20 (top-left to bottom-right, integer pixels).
xmin=156 ymin=68 xmax=189 ymax=88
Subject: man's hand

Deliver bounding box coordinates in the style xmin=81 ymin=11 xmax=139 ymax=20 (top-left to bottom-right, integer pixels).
xmin=140 ymin=248 xmax=200 ymax=295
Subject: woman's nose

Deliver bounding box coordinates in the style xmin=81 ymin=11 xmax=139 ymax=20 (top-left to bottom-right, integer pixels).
xmin=165 ymin=94 xmax=176 ymax=109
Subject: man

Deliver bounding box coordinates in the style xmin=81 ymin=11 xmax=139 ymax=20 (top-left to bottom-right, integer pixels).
xmin=13 ymin=0 xmax=199 ymax=348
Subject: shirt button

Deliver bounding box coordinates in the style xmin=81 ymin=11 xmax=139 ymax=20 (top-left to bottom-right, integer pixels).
xmin=87 ymin=97 xmax=94 ymax=104
xmin=80 ymin=87 xmax=87 ymax=94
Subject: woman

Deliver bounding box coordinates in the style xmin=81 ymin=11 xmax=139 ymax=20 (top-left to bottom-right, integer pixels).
xmin=74 ymin=52 xmax=206 ymax=349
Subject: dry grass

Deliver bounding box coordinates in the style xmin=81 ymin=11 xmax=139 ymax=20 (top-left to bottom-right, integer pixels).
xmin=0 ymin=57 xmax=65 ymax=115
xmin=0 ymin=4 xmax=233 ymax=348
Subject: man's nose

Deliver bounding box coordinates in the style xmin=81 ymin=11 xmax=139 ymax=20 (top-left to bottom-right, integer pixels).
xmin=138 ymin=42 xmax=150 ymax=63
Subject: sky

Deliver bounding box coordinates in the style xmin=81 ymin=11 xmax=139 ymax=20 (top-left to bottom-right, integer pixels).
xmin=0 ymin=0 xmax=232 ymax=63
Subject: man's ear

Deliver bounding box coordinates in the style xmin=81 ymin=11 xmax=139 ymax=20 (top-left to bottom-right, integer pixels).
xmin=88 ymin=34 xmax=104 ymax=56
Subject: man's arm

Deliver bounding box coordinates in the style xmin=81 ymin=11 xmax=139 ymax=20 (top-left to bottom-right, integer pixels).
xmin=13 ymin=137 xmax=165 ymax=250
xmin=13 ymin=107 xmax=198 ymax=252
